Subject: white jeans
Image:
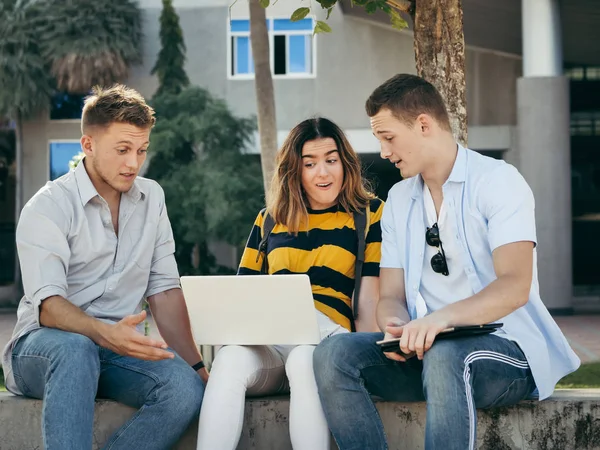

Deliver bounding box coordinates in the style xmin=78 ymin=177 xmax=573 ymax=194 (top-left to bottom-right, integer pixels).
xmin=196 ymin=313 xmax=348 ymax=450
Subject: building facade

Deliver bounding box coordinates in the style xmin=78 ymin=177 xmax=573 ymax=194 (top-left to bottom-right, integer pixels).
xmin=1 ymin=0 xmax=598 ymax=311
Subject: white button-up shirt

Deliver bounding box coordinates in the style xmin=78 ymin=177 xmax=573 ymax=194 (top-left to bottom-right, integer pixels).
xmin=380 ymin=144 xmax=580 ymax=400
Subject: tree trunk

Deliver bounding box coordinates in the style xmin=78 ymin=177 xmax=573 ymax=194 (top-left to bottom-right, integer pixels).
xmin=412 ymin=0 xmax=468 ymax=145
xmin=249 ymin=0 xmax=278 ymax=199
xmin=13 ymin=114 xmax=22 ymax=287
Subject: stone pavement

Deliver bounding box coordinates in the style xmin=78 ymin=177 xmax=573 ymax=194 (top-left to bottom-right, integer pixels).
xmin=0 ymin=311 xmax=599 ymax=364
xmin=554 ymin=315 xmax=600 ymax=363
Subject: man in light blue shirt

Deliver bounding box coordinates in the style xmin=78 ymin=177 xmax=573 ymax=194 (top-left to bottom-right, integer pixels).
xmin=313 ymin=74 xmax=580 ymax=450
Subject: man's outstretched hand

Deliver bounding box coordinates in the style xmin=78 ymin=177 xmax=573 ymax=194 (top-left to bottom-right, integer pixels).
xmin=97 ymin=310 xmax=174 ymax=361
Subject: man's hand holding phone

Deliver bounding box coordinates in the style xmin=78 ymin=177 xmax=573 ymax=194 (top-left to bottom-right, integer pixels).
xmin=376 ymin=319 xmax=416 ymax=362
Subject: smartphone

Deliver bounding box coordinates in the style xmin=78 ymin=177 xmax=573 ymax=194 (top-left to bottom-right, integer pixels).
xmin=375 ymin=337 xmax=416 ymax=359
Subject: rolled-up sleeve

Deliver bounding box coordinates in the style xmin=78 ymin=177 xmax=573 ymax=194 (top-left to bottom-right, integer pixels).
xmin=16 ymin=195 xmax=70 ymax=326
xmin=479 ymin=164 xmax=537 ymax=252
xmin=380 ymin=191 xmax=403 ymax=269
xmin=145 ymin=187 xmax=181 ymax=298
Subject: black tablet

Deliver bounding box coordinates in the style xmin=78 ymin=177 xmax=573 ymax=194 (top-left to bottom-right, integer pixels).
xmin=376 ymin=323 xmax=503 ymax=354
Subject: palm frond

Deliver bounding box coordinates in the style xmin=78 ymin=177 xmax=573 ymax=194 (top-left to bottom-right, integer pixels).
xmin=35 ymin=0 xmax=143 ymax=92
xmin=0 ymin=0 xmax=54 ymax=119
xmin=51 ymin=52 xmax=128 ymax=94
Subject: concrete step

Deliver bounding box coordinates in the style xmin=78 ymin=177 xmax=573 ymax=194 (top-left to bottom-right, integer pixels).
xmin=0 ymin=390 xmax=599 ymax=449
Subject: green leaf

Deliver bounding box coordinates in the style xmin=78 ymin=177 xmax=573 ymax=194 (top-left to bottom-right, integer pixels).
xmin=291 ymin=7 xmax=310 ymax=21
xmin=316 ymin=0 xmax=337 ymax=9
xmin=352 ymin=0 xmax=369 ymax=6
xmin=259 ymin=0 xmax=270 ymax=8
xmin=313 ymin=20 xmax=332 ymax=35
xmin=365 ymin=1 xmax=377 ymax=14
xmin=389 ymin=9 xmax=408 ymax=30
xmin=326 ymin=7 xmax=334 ymax=20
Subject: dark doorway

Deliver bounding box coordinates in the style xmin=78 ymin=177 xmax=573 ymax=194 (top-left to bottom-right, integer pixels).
xmin=0 ymin=125 xmax=16 ymax=285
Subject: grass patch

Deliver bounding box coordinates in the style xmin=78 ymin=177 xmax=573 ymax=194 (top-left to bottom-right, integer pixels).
xmin=0 ymin=366 xmax=5 ymax=391
xmin=556 ymin=362 xmax=600 ymax=389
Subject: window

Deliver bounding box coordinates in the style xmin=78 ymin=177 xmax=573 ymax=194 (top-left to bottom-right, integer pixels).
xmin=50 ymin=92 xmax=86 ymax=120
xmin=585 ymin=67 xmax=600 ymax=80
xmin=571 ymin=112 xmax=600 ymax=136
xmin=565 ymin=66 xmax=600 ymax=81
xmin=49 ymin=142 xmax=82 ymax=180
xmin=229 ymin=18 xmax=315 ymax=78
xmin=565 ymin=67 xmax=585 ymax=81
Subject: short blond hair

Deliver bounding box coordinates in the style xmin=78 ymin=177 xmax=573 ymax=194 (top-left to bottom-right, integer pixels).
xmin=81 ymin=84 xmax=155 ymax=134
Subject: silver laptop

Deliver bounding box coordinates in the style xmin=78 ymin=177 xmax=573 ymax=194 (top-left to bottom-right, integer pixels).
xmin=180 ymin=274 xmax=321 ymax=345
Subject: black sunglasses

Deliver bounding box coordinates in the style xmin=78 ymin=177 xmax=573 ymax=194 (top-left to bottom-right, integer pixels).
xmin=425 ymin=223 xmax=449 ymax=276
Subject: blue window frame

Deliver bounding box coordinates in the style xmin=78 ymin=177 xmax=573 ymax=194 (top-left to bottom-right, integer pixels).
xmin=229 ymin=18 xmax=314 ymax=78
xmin=50 ymin=142 xmax=82 ymax=180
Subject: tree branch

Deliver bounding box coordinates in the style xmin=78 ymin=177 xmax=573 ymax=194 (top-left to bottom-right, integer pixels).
xmin=386 ymin=0 xmax=413 ymax=14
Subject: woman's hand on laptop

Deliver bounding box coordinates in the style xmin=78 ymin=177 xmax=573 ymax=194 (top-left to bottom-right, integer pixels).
xmin=96 ymin=310 xmax=175 ymax=361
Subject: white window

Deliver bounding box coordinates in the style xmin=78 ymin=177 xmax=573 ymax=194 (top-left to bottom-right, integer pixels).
xmin=228 ymin=18 xmax=315 ymax=79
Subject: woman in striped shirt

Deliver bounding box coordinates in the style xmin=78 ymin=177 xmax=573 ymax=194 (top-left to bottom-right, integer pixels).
xmin=196 ymin=117 xmax=384 ymax=450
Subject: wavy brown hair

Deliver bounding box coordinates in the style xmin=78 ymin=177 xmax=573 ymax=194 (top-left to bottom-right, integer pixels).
xmin=267 ymin=117 xmax=373 ymax=233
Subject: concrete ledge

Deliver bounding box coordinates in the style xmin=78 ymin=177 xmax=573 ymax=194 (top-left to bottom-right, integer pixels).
xmin=0 ymin=390 xmax=599 ymax=449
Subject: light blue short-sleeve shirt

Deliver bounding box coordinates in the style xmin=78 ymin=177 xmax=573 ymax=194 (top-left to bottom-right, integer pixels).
xmin=380 ymin=144 xmax=580 ymax=400
xmin=1 ymin=159 xmax=181 ymax=395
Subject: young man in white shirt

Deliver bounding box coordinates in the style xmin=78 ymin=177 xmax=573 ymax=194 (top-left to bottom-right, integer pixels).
xmin=313 ymin=73 xmax=580 ymax=450
xmin=3 ymin=85 xmax=207 ymax=450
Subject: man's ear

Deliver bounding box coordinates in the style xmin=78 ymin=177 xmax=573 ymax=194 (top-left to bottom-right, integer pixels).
xmin=416 ymin=113 xmax=434 ymax=136
xmin=80 ymin=135 xmax=93 ymax=157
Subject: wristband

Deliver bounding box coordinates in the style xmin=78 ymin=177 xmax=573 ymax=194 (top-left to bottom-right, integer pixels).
xmin=192 ymin=361 xmax=205 ymax=371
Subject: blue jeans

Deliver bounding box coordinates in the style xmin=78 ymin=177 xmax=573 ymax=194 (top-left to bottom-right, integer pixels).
xmin=313 ymin=332 xmax=536 ymax=450
xmin=11 ymin=327 xmax=205 ymax=450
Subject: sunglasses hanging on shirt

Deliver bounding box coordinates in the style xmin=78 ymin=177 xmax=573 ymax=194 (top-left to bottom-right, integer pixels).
xmin=426 ymin=223 xmax=449 ymax=276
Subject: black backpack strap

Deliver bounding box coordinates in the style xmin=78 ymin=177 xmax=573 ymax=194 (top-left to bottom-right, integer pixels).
xmin=258 ymin=209 xmax=275 ymax=274
xmin=352 ymin=207 xmax=367 ymax=323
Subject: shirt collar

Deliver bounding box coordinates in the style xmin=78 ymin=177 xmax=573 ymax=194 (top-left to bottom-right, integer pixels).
xmin=410 ymin=143 xmax=467 ymax=199
xmin=447 ymin=143 xmax=467 ymax=183
xmin=74 ymin=158 xmax=146 ymax=206
xmin=74 ymin=158 xmax=99 ymax=206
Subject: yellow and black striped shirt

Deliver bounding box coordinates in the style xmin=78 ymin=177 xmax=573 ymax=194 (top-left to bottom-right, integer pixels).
xmin=238 ymin=198 xmax=384 ymax=331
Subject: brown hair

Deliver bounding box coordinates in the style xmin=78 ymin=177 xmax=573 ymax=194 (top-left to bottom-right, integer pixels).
xmin=366 ymin=73 xmax=451 ymax=132
xmin=267 ymin=117 xmax=373 ymax=233
xmin=81 ymin=84 xmax=155 ymax=134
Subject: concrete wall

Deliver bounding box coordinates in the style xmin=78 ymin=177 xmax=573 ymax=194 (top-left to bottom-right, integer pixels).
xmin=466 ymin=49 xmax=522 ymax=126
xmin=1 ymin=391 xmax=599 ymax=449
